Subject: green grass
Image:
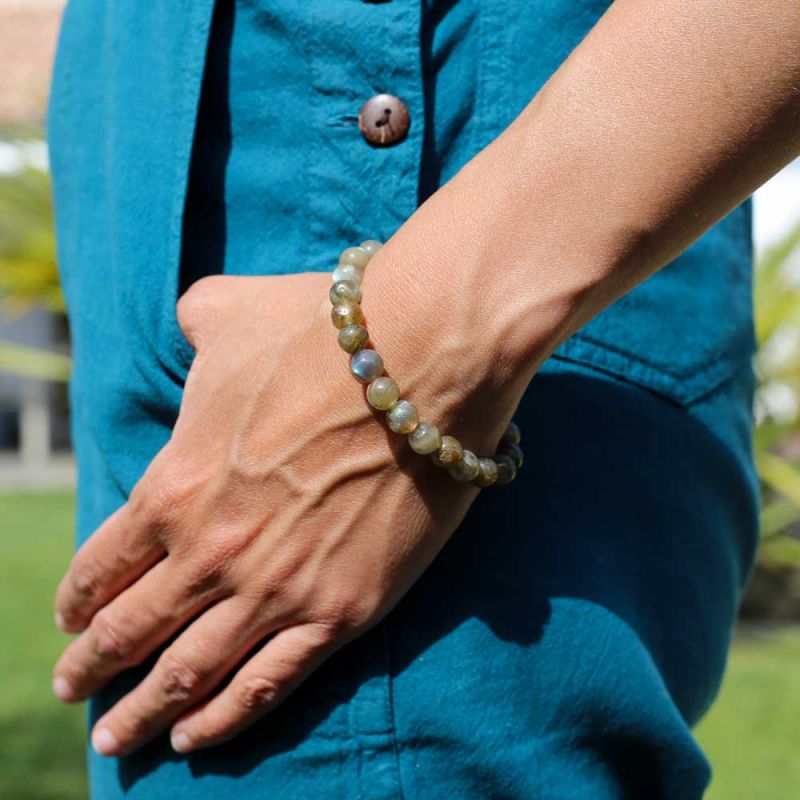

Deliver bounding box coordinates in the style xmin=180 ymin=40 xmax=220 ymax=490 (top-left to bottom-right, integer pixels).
xmin=0 ymin=490 xmax=798 ymax=799
xmin=697 ymin=626 xmax=800 ymax=799
xmin=0 ymin=491 xmax=86 ymax=800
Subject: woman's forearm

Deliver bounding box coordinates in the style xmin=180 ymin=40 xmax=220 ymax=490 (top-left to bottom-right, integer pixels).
xmin=364 ymin=0 xmax=800 ymax=442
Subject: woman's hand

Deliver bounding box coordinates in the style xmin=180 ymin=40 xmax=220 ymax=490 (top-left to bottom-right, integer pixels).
xmin=51 ymin=267 xmax=510 ymax=756
xmin=48 ymin=127 xmax=581 ymax=758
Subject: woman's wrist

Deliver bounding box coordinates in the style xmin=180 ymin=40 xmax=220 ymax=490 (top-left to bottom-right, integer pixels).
xmin=355 ymin=132 xmax=616 ymax=455
xmin=328 ymin=241 xmax=524 ymax=487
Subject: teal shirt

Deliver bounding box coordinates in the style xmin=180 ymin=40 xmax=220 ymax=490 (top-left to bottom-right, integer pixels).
xmin=49 ymin=0 xmax=754 ymax=417
xmin=47 ymin=2 xmax=757 ymax=798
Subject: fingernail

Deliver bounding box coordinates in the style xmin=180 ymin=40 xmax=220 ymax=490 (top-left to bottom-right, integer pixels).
xmin=52 ymin=675 xmax=75 ymax=702
xmin=55 ymin=611 xmax=66 ymax=631
xmin=92 ymin=727 xmax=119 ymax=756
xmin=171 ymin=730 xmax=193 ymax=753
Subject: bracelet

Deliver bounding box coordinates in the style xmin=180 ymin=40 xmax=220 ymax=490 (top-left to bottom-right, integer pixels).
xmin=329 ymin=240 xmax=523 ymax=487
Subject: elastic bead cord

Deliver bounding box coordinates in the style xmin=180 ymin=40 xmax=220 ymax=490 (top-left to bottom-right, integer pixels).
xmin=329 ymin=240 xmax=523 ymax=488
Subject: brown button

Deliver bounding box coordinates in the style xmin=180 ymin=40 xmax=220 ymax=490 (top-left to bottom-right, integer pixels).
xmin=358 ymin=94 xmax=410 ymax=147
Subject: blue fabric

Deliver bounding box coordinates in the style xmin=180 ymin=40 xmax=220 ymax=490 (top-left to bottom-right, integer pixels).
xmin=47 ymin=0 xmax=759 ymax=797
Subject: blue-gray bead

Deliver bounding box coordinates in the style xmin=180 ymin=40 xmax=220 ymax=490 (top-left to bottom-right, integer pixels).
xmin=350 ymin=349 xmax=384 ymax=383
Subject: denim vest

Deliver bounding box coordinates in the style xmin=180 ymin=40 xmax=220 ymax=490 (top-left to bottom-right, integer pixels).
xmin=48 ymin=0 xmax=754 ymax=501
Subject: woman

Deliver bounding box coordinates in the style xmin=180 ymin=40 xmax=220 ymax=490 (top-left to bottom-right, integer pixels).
xmin=47 ymin=0 xmax=800 ymax=797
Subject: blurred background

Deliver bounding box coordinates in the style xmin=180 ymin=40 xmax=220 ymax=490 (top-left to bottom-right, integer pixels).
xmin=1 ymin=1 xmax=799 ymax=798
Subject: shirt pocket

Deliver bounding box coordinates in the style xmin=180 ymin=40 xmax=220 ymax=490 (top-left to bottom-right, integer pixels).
xmin=552 ymin=203 xmax=756 ymax=406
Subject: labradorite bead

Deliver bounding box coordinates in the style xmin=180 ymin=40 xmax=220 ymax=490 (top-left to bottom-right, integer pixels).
xmin=501 ymin=442 xmax=524 ymax=469
xmin=500 ymin=421 xmax=521 ymax=447
xmin=448 ymin=449 xmax=479 ymax=482
xmin=473 ymin=458 xmax=499 ymax=488
xmin=339 ymin=246 xmax=370 ymax=269
xmin=408 ymin=422 xmax=441 ymax=455
xmin=366 ymin=377 xmax=400 ymax=410
xmin=360 ymin=239 xmax=382 ymax=256
xmin=332 ymin=262 xmax=364 ymax=286
xmin=430 ymin=435 xmax=464 ymax=468
xmin=330 ymin=279 xmax=362 ymax=306
xmin=338 ymin=324 xmax=369 ymax=354
xmin=350 ymin=349 xmax=384 ymax=383
xmin=494 ymin=454 xmax=517 ymax=485
xmin=386 ymin=400 xmax=419 ymax=434
xmin=331 ymin=302 xmax=365 ymax=330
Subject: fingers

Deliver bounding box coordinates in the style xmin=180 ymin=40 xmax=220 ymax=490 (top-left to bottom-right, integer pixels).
xmin=169 ymin=622 xmax=340 ymax=753
xmin=89 ymin=596 xmax=272 ymax=757
xmin=53 ymin=557 xmax=222 ymax=702
xmin=55 ymin=503 xmax=165 ymax=633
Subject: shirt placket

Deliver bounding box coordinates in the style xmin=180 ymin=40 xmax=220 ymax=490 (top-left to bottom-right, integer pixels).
xmin=304 ymin=0 xmax=424 ymax=273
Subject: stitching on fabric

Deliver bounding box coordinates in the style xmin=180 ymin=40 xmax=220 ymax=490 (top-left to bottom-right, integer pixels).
xmin=570 ymin=330 xmax=755 ymax=384
xmin=556 ymin=333 xmax=756 ymax=405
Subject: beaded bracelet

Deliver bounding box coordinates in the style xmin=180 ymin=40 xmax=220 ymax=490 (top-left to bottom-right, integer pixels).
xmin=329 ymin=240 xmax=523 ymax=487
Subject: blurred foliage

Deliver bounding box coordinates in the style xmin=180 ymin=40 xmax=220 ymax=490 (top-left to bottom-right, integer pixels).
xmin=754 ymin=222 xmax=800 ymax=567
xmin=0 ymin=155 xmax=61 ymax=312
xmin=0 ymin=132 xmax=68 ymax=381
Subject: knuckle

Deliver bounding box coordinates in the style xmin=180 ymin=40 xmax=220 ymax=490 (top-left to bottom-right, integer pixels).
xmin=91 ymin=612 xmax=133 ymax=661
xmin=176 ymin=276 xmax=223 ymax=336
xmin=129 ymin=465 xmax=204 ymax=534
xmin=183 ymin=555 xmax=226 ymax=598
xmin=236 ymin=676 xmax=280 ymax=712
xmin=128 ymin=478 xmax=174 ymax=532
xmin=71 ymin=561 xmax=101 ymax=603
xmin=160 ymin=654 xmax=204 ymax=702
xmin=322 ymin=591 xmax=374 ymax=635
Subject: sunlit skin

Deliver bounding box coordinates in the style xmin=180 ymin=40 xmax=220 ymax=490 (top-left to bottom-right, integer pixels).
xmin=52 ymin=0 xmax=800 ymax=756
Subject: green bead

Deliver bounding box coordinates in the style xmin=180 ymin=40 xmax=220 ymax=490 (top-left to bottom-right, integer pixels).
xmin=339 ymin=246 xmax=370 ymax=269
xmin=430 ymin=435 xmax=464 ymax=468
xmin=500 ymin=421 xmax=521 ymax=447
xmin=448 ymin=449 xmax=480 ymax=482
xmin=350 ymin=349 xmax=384 ymax=383
xmin=472 ymin=458 xmax=499 ymax=488
xmin=337 ymin=324 xmax=369 ymax=354
xmin=330 ymin=280 xmax=362 ymax=305
xmin=366 ymin=377 xmax=400 ymax=410
xmin=408 ymin=422 xmax=441 ymax=454
xmin=360 ymin=239 xmax=383 ymax=256
xmin=386 ymin=400 xmax=419 ymax=434
xmin=494 ymin=454 xmax=517 ymax=485
xmin=331 ymin=302 xmax=365 ymax=330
